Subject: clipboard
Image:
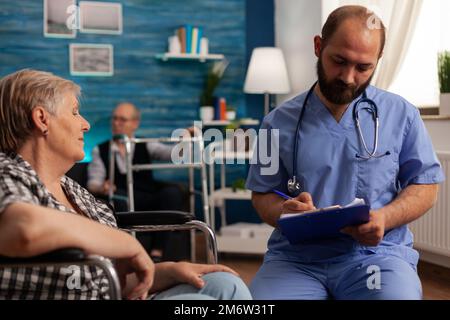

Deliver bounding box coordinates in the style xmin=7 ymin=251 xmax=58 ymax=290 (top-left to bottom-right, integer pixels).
xmin=277 ymin=204 xmax=370 ymax=244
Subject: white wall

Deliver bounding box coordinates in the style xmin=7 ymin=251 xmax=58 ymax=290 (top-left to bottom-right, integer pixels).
xmin=424 ymin=120 xmax=450 ymax=152
xmin=275 ymin=0 xmax=322 ymax=103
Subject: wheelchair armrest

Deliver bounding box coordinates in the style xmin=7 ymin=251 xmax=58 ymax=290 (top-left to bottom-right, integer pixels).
xmin=0 ymin=248 xmax=122 ymax=299
xmin=0 ymin=248 xmax=86 ymax=264
xmin=115 ymin=210 xmax=195 ymax=227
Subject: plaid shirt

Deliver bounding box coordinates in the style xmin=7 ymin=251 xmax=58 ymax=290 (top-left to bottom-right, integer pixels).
xmin=0 ymin=152 xmax=118 ymax=299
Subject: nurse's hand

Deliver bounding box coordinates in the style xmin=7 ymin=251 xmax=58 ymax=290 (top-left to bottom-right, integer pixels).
xmin=341 ymin=210 xmax=386 ymax=246
xmin=281 ymin=192 xmax=316 ymax=214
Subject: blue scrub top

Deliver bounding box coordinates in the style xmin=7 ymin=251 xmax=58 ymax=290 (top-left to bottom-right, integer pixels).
xmin=246 ymin=85 xmax=445 ymax=264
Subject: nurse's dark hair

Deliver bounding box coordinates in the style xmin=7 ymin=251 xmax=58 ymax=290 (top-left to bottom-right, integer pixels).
xmin=0 ymin=69 xmax=80 ymax=153
xmin=321 ymin=5 xmax=386 ymax=58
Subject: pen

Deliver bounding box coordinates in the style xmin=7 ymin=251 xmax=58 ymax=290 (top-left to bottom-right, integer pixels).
xmin=272 ymin=189 xmax=292 ymax=200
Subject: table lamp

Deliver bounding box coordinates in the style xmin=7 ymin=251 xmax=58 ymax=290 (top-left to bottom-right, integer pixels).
xmin=244 ymin=47 xmax=290 ymax=115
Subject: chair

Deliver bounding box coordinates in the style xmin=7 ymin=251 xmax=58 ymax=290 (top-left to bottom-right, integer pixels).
xmin=0 ymin=210 xmax=218 ymax=300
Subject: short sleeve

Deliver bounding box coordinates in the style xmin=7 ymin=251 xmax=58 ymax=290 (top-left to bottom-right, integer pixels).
xmin=398 ymin=109 xmax=445 ymax=188
xmin=0 ymin=175 xmax=39 ymax=214
xmin=87 ymin=146 xmax=107 ymax=189
xmin=245 ymin=120 xmax=289 ymax=193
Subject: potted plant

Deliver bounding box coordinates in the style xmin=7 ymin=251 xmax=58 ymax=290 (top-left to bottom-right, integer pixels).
xmin=226 ymin=105 xmax=236 ymax=121
xmin=231 ymin=178 xmax=247 ymax=193
xmin=199 ymin=60 xmax=229 ymax=121
xmin=438 ymin=51 xmax=450 ymax=115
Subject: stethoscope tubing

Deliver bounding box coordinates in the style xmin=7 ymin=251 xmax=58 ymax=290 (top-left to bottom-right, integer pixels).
xmin=289 ymin=82 xmax=381 ymax=193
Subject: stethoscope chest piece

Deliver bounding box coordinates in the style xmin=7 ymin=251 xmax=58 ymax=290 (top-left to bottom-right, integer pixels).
xmin=287 ymin=176 xmax=301 ymax=195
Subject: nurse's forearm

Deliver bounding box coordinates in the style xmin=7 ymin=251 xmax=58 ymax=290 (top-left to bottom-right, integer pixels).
xmin=251 ymin=192 xmax=285 ymax=227
xmin=378 ymin=184 xmax=439 ymax=231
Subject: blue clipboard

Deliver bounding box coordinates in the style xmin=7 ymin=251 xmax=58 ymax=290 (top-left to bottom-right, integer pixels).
xmin=277 ymin=204 xmax=370 ymax=244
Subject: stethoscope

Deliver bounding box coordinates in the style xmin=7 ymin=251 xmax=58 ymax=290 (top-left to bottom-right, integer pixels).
xmin=287 ymin=82 xmax=390 ymax=195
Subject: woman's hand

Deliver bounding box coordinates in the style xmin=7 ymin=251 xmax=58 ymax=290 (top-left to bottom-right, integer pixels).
xmin=171 ymin=262 xmax=239 ymax=288
xmin=151 ymin=262 xmax=239 ymax=293
xmin=115 ymin=247 xmax=155 ymax=300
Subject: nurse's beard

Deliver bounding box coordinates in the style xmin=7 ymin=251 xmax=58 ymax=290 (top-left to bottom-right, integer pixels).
xmin=316 ymin=57 xmax=373 ymax=105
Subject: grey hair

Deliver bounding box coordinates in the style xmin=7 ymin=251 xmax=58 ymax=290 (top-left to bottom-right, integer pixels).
xmin=0 ymin=69 xmax=80 ymax=153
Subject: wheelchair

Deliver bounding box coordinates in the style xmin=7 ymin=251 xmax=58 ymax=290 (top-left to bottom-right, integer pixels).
xmin=0 ymin=210 xmax=218 ymax=300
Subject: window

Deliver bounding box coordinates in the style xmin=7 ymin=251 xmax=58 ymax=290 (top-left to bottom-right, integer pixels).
xmin=389 ymin=0 xmax=450 ymax=108
xmin=322 ymin=0 xmax=450 ymax=108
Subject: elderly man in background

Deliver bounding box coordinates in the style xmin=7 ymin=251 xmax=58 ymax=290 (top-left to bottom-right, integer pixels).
xmin=87 ymin=102 xmax=190 ymax=261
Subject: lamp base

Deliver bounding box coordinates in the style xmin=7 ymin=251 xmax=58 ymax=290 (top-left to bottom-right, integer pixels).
xmin=264 ymin=92 xmax=270 ymax=116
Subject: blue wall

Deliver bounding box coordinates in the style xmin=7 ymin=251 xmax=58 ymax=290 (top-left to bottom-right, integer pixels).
xmin=0 ymin=0 xmax=247 ymax=162
xmin=245 ymin=0 xmax=275 ymax=120
xmin=0 ymin=0 xmax=275 ymax=225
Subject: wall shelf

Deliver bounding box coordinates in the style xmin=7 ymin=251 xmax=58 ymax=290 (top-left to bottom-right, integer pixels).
xmin=201 ymin=119 xmax=260 ymax=127
xmin=210 ymin=188 xmax=252 ymax=202
xmin=202 ymin=120 xmax=230 ymax=126
xmin=155 ymin=53 xmax=225 ymax=62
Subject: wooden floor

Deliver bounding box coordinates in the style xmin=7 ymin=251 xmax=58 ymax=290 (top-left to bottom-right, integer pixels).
xmin=216 ymin=253 xmax=450 ymax=300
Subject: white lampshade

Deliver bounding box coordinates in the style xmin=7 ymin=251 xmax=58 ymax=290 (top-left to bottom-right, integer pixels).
xmin=244 ymin=47 xmax=290 ymax=94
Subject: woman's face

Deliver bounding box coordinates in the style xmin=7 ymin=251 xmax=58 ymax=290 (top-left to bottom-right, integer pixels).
xmin=47 ymin=92 xmax=90 ymax=162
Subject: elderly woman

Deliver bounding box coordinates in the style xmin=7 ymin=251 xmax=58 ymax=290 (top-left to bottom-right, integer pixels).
xmin=0 ymin=69 xmax=251 ymax=300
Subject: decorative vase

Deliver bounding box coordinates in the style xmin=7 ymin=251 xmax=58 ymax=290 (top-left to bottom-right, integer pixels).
xmin=440 ymin=93 xmax=450 ymax=116
xmin=226 ymin=110 xmax=236 ymax=121
xmin=200 ymin=106 xmax=214 ymax=121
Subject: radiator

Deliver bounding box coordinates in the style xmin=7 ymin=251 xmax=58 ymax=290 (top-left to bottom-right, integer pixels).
xmin=409 ymin=151 xmax=450 ymax=257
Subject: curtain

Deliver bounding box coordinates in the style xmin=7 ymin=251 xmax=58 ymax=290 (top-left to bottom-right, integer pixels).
xmin=275 ymin=0 xmax=424 ymax=100
xmin=321 ymin=0 xmax=423 ymax=90
xmin=373 ymin=0 xmax=423 ymax=89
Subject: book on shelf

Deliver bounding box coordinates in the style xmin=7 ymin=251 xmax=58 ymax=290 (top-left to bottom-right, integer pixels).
xmin=185 ymin=24 xmax=192 ymax=54
xmin=213 ymin=97 xmax=227 ymax=121
xmin=219 ymin=97 xmax=226 ymax=120
xmin=174 ymin=25 xmax=204 ymax=55
xmin=176 ymin=27 xmax=186 ymax=53
xmin=214 ymin=97 xmax=220 ymax=120
xmin=196 ymin=27 xmax=203 ymax=54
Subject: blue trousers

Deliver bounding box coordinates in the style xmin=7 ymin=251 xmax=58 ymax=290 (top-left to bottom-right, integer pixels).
xmin=250 ymin=253 xmax=422 ymax=300
xmin=152 ymin=272 xmax=252 ymax=300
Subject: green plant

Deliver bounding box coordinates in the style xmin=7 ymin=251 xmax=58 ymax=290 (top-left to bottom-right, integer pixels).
xmin=438 ymin=51 xmax=450 ymax=93
xmin=225 ymin=120 xmax=239 ymax=131
xmin=231 ymin=178 xmax=246 ymax=192
xmin=199 ymin=60 xmax=229 ymax=106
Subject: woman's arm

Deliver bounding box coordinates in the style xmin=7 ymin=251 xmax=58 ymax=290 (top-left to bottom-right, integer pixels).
xmin=0 ymin=202 xmax=139 ymax=258
xmin=0 ymin=202 xmax=154 ymax=299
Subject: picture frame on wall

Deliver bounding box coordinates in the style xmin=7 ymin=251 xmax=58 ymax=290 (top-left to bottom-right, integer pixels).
xmin=43 ymin=0 xmax=77 ymax=38
xmin=69 ymin=43 xmax=114 ymax=76
xmin=79 ymin=1 xmax=123 ymax=35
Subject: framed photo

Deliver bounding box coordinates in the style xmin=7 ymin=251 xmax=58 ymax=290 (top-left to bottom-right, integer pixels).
xmin=70 ymin=43 xmax=114 ymax=76
xmin=79 ymin=1 xmax=122 ymax=35
xmin=43 ymin=0 xmax=77 ymax=38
